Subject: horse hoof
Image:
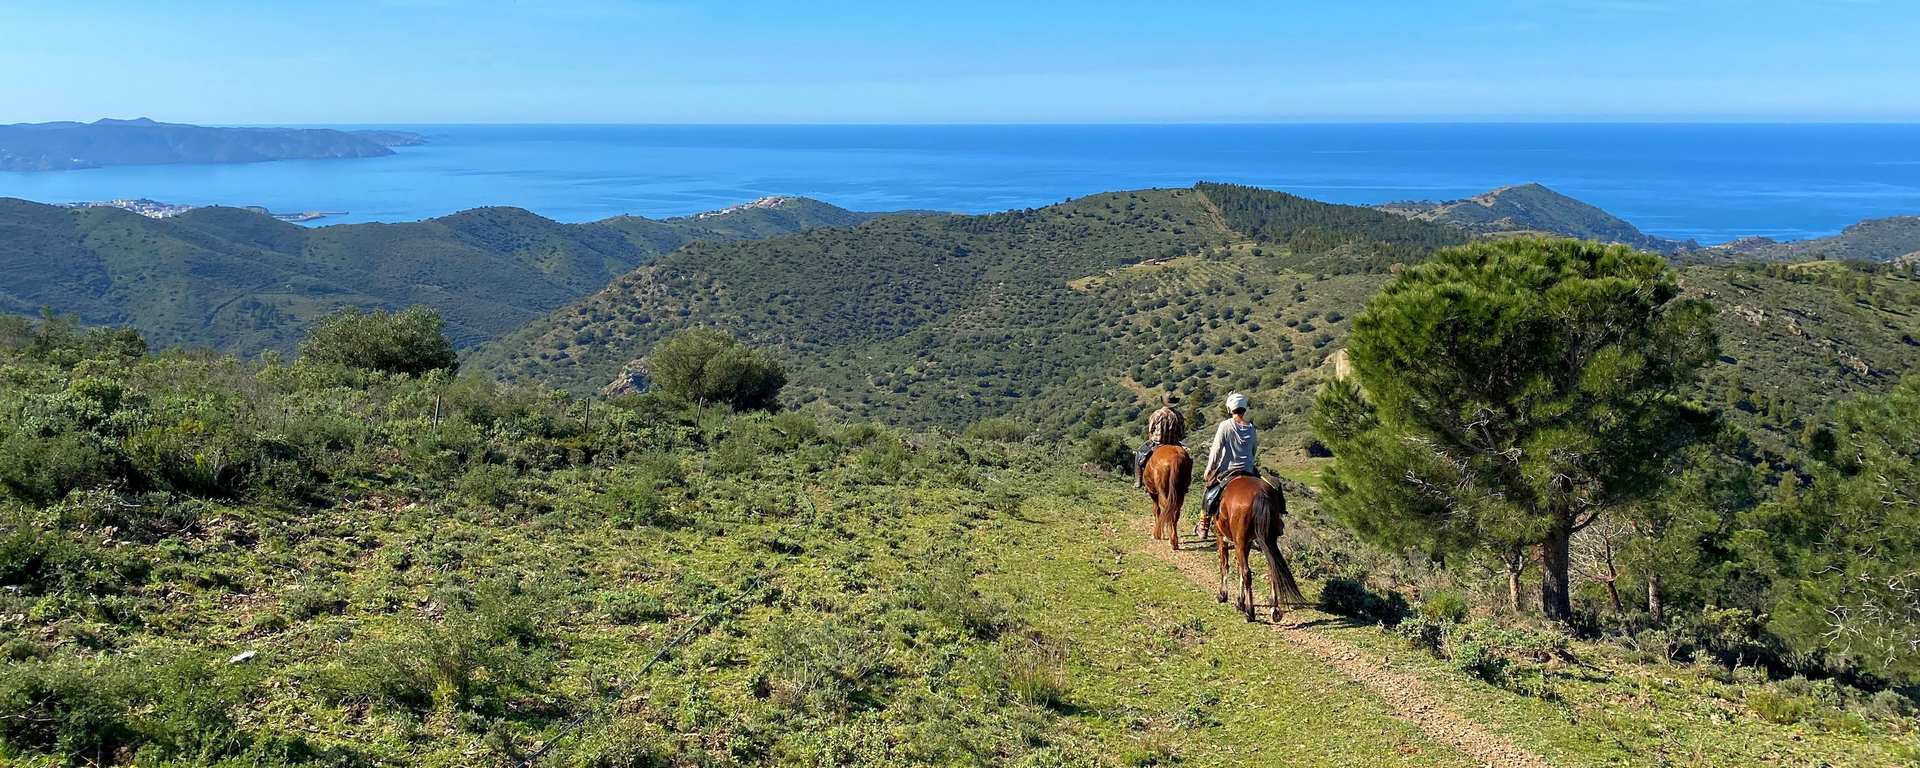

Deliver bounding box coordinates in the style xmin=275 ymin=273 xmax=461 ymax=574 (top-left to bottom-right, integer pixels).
xmin=1216 ymin=592 xmax=1227 ymax=603
xmin=1271 ymin=609 xmax=1285 ymax=623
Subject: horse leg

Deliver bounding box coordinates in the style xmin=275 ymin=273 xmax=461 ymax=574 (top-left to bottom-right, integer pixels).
xmin=1238 ymin=538 xmax=1255 ymax=621
xmin=1261 ymin=543 xmax=1287 ymax=624
xmin=1148 ymin=490 xmax=1162 ymax=541
xmin=1216 ymin=536 xmax=1229 ymax=603
xmin=1159 ymin=491 xmax=1175 ymax=552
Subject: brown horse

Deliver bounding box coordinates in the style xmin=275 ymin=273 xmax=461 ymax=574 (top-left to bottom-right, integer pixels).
xmin=1141 ymin=444 xmax=1193 ymax=550
xmin=1214 ymin=475 xmax=1307 ymax=622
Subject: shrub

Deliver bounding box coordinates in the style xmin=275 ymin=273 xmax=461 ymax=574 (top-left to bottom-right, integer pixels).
xmin=1747 ymin=689 xmax=1817 ymax=724
xmin=1003 ymin=635 xmax=1070 ymax=709
xmin=1078 ymin=431 xmax=1132 ymax=474
xmin=1420 ymin=590 xmax=1470 ymax=624
xmin=298 ymin=306 xmax=457 ymax=376
xmin=645 ymin=329 xmax=786 ymax=411
xmin=963 ymin=418 xmax=1028 ymax=443
xmin=458 ymin=463 xmax=518 ymax=509
xmin=757 ymin=616 xmax=884 ymax=716
xmin=598 ymin=589 xmax=668 ymax=624
xmin=0 ymin=651 xmax=260 ymax=763
xmin=1863 ymin=689 xmax=1914 ymax=719
xmin=0 ymin=522 xmax=145 ymax=597
xmin=324 ymin=581 xmax=551 ymax=716
xmin=0 ymin=431 xmax=119 ymax=504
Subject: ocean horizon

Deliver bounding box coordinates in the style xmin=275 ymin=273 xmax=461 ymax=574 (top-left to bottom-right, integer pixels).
xmin=4 ymin=122 xmax=1919 ymax=244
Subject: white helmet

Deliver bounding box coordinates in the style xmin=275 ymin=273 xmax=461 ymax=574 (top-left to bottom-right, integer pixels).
xmin=1226 ymin=392 xmax=1250 ymax=414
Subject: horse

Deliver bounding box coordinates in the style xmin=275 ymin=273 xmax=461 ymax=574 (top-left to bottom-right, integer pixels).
xmin=1213 ymin=475 xmax=1307 ymax=622
xmin=1141 ymin=444 xmax=1193 ymax=550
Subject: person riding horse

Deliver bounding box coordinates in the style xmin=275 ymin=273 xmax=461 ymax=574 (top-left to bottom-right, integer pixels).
xmin=1201 ymin=392 xmax=1259 ymax=538
xmin=1134 ymin=392 xmax=1186 ymax=488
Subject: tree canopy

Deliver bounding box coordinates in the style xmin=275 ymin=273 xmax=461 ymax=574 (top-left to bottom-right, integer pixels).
xmin=1743 ymin=376 xmax=1920 ymax=683
xmin=1313 ymin=238 xmax=1720 ymax=620
xmin=645 ymin=329 xmax=787 ymax=411
xmin=297 ymin=307 xmax=458 ymax=377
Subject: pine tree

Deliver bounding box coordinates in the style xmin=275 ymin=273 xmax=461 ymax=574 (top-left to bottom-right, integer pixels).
xmin=1311 ymin=238 xmax=1719 ymax=621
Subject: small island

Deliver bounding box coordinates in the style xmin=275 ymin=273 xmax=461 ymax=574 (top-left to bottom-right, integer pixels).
xmin=0 ymin=117 xmax=424 ymax=171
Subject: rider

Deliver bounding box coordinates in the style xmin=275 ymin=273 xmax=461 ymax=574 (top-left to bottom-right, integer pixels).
xmin=1134 ymin=392 xmax=1186 ymax=488
xmin=1201 ymin=392 xmax=1259 ymax=536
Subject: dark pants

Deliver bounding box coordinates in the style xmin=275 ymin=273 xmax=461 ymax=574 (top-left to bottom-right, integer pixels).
xmin=1204 ymin=469 xmax=1260 ymax=519
xmin=1134 ymin=440 xmax=1160 ymax=477
xmin=1128 ymin=441 xmax=1159 ymax=483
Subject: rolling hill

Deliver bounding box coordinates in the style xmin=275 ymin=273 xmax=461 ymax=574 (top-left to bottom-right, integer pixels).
xmin=1701 ymin=214 xmax=1920 ymax=264
xmin=474 ymin=183 xmax=1920 ymax=467
xmin=0 ymin=118 xmax=420 ymax=171
xmin=466 ymin=183 xmax=1468 ymax=428
xmin=1377 ymin=183 xmax=1693 ymax=254
xmin=0 ymin=195 xmax=876 ymax=354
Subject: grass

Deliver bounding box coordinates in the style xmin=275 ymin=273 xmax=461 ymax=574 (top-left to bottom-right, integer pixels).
xmin=1054 ymin=476 xmax=1920 ymax=768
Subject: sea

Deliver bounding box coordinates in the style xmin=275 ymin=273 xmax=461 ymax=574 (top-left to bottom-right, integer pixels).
xmin=4 ymin=123 xmax=1920 ymax=244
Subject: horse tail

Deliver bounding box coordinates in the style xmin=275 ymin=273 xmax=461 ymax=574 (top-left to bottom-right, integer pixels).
xmin=1252 ymin=485 xmax=1307 ymax=605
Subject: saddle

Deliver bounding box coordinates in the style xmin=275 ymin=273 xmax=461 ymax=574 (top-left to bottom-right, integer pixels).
xmin=1203 ymin=469 xmax=1265 ymax=518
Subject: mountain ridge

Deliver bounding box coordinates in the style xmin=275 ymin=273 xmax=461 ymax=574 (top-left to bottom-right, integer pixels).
xmin=1702 ymin=214 xmax=1920 ymax=264
xmin=0 ymin=194 xmax=876 ymax=353
xmin=1376 ymin=182 xmax=1694 ymax=253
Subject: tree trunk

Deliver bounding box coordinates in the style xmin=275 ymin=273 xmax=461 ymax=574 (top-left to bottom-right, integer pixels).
xmin=1504 ymin=547 xmax=1525 ymax=613
xmin=1647 ymin=573 xmax=1664 ymax=624
xmin=1603 ymin=539 xmax=1623 ymax=614
xmin=1540 ymin=516 xmax=1575 ymax=622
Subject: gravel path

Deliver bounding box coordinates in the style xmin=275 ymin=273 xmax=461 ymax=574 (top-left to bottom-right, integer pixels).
xmin=1130 ymin=517 xmax=1556 ymax=768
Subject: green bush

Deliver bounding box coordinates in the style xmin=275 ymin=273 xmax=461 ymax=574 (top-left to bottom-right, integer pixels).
xmin=964 ymin=418 xmax=1028 ymax=443
xmin=1078 ymin=431 xmax=1131 ymax=474
xmin=645 ymin=329 xmax=786 ymax=411
xmin=298 ymin=306 xmax=457 ymax=376
xmin=1003 ymin=635 xmax=1070 ymax=709
xmin=0 ymin=431 xmax=118 ymax=504
xmin=458 ymin=463 xmax=519 ymax=509
xmin=757 ymin=616 xmax=885 ymax=717
xmin=598 ymin=589 xmax=668 ymax=624
xmin=1419 ymin=590 xmax=1470 ymax=624
xmin=0 ymin=651 xmax=260 ymax=763
xmin=0 ymin=522 xmax=145 ymax=597
xmin=1747 ymin=689 xmax=1817 ymax=725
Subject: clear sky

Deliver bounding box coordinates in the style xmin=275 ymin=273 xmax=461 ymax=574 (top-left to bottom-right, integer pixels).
xmin=4 ymin=0 xmax=1915 ymax=124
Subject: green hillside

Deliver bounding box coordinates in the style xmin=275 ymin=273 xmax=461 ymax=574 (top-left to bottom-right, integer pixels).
xmin=1698 ymin=215 xmax=1920 ymax=264
xmin=0 ymin=196 xmax=874 ymax=355
xmin=1377 ymin=183 xmax=1691 ymax=254
xmin=5 ymin=322 xmax=1915 ymax=767
xmin=469 ymin=184 xmax=1466 ymax=428
xmin=474 ymin=185 xmax=1920 ymax=471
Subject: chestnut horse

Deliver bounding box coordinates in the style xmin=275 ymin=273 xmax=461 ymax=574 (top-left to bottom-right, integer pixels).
xmin=1141 ymin=445 xmax=1193 ymax=550
xmin=1214 ymin=475 xmax=1307 ymax=622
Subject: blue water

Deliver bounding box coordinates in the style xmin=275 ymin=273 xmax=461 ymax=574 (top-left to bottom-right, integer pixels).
xmin=4 ymin=124 xmax=1920 ymax=244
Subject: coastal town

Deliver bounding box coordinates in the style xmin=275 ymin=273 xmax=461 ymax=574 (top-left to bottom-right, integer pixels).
xmin=64 ymin=197 xmax=342 ymax=222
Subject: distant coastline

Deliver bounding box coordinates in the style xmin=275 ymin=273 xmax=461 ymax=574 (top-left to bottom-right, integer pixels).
xmin=0 ymin=117 xmax=424 ymax=171
xmin=65 ymin=198 xmax=346 ymax=223
xmin=3 ymin=123 xmax=1916 ymax=241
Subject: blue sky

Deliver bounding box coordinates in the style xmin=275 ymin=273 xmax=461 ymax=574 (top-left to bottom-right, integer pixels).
xmin=4 ymin=0 xmax=1915 ymax=123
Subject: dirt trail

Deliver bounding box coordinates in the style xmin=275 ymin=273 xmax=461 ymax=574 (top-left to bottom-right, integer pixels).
xmin=1130 ymin=518 xmax=1555 ymax=768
